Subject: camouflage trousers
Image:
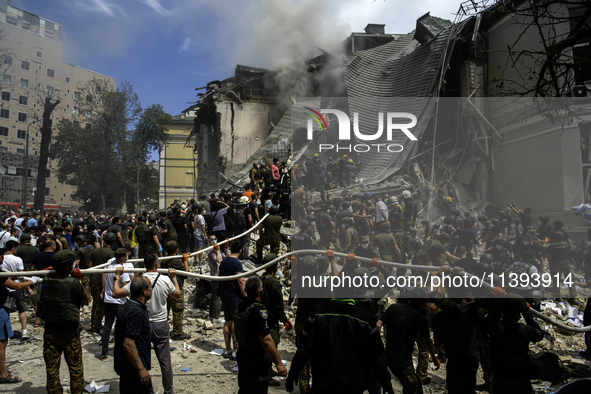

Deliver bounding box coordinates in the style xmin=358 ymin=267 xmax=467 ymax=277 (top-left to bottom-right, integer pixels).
xmin=44 ymin=329 xmax=84 ymax=394
xmin=388 ymin=363 xmax=422 ymax=394
xmin=90 ymin=281 xmax=104 ymax=333
xmin=168 ymin=289 xmax=184 ymax=336
xmin=416 ymin=334 xmax=430 ymax=380
xmin=477 ymin=332 xmax=494 ymax=391
xmin=295 ymin=322 xmax=311 ymax=394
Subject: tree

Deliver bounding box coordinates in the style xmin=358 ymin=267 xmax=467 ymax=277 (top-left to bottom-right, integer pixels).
xmin=51 ymin=79 xmax=170 ymax=212
xmin=33 ymin=96 xmax=60 ymax=210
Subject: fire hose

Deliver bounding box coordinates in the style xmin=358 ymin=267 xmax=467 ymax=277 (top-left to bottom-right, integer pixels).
xmin=1 ymin=219 xmax=589 ymax=332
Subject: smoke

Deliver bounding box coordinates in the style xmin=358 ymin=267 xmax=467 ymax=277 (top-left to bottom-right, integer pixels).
xmin=217 ymin=0 xmax=351 ymax=104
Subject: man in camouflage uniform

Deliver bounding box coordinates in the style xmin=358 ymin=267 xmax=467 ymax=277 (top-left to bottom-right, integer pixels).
xmin=161 ymin=241 xmax=191 ymax=340
xmin=38 ymin=250 xmax=89 ymax=394
xmin=545 ymin=231 xmax=576 ymax=300
xmin=147 ymin=215 xmax=163 ymax=258
xmin=74 ymin=234 xmax=94 ymax=294
xmin=88 ymin=233 xmax=115 ymax=334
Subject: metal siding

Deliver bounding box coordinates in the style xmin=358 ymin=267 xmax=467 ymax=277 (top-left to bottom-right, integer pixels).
xmin=492 ymin=130 xmax=565 ymax=212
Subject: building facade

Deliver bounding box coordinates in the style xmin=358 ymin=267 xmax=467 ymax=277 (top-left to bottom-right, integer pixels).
xmin=0 ymin=0 xmax=115 ymax=209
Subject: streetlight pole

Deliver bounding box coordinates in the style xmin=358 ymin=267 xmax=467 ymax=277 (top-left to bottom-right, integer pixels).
xmin=21 ymin=120 xmax=36 ymax=210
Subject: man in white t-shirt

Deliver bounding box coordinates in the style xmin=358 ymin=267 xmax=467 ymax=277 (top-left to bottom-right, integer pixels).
xmin=113 ymin=253 xmax=180 ymax=394
xmin=2 ymin=239 xmax=29 ymax=339
xmin=375 ymin=194 xmax=389 ymax=224
xmin=100 ymin=248 xmax=131 ymax=361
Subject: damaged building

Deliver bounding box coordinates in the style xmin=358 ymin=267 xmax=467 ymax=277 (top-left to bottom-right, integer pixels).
xmin=176 ymin=0 xmax=590 ymax=238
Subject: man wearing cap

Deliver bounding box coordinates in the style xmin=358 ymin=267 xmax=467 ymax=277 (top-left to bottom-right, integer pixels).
xmin=37 ymin=250 xmax=89 ymax=394
xmin=88 ymin=233 xmax=115 ymax=334
xmin=52 ymin=225 xmax=68 ymax=251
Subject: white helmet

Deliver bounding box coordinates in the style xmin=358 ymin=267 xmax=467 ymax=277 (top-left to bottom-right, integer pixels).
xmin=401 ymin=190 xmax=412 ymax=199
xmin=239 ymin=196 xmax=250 ymax=205
xmin=390 ymin=196 xmax=399 ymax=204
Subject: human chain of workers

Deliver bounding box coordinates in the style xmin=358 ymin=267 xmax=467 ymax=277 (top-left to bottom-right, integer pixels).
xmin=0 ymin=154 xmax=589 ymax=393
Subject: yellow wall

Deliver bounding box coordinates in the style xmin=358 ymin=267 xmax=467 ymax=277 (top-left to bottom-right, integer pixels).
xmin=159 ymin=119 xmax=198 ymax=208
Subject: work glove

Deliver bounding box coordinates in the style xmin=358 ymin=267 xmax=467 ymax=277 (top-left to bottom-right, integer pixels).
xmin=285 ymin=377 xmax=294 ymax=392
xmin=284 ymin=320 xmax=292 ymax=331
xmin=213 ymin=243 xmax=219 ymax=252
xmin=158 ymin=246 xmax=163 ymax=254
xmin=326 ymin=250 xmax=335 ymax=260
xmin=72 ymin=268 xmax=82 ymax=280
xmin=183 ymin=253 xmax=189 ymax=262
xmin=371 ymin=258 xmax=379 ymax=268
xmin=432 ymin=356 xmax=441 ymax=370
xmin=490 ymin=287 xmax=505 ymax=297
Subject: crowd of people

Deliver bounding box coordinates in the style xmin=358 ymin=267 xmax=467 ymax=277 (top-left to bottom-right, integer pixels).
xmin=0 ymin=153 xmax=590 ymax=393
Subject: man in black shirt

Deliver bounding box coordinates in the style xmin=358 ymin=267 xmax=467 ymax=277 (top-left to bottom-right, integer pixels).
xmin=287 ymin=298 xmax=394 ymax=394
xmin=114 ymin=276 xmax=153 ymax=394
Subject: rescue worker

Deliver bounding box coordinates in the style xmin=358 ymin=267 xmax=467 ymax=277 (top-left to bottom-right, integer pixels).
xmin=402 ymin=190 xmax=416 ymax=230
xmin=378 ymin=288 xmax=440 ymax=394
xmin=488 ymin=295 xmax=543 ymax=394
xmin=74 ymin=234 xmax=94 ymax=294
xmin=545 ymin=232 xmax=576 ymax=300
xmin=134 ymin=216 xmax=149 ymax=259
xmin=339 ymin=217 xmax=358 ymax=254
xmin=260 ymin=253 xmax=292 ymax=347
xmin=256 ymin=206 xmax=282 ymax=263
xmin=390 ymin=196 xmax=404 ymax=232
xmin=234 ymin=276 xmax=287 ymax=393
xmin=286 ymin=297 xmax=394 ymax=394
xmin=37 ymin=250 xmax=90 ymax=394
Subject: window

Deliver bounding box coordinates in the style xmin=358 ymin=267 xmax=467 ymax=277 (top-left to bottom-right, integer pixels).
xmin=3 ymin=56 xmax=12 ymax=66
xmin=16 ymin=148 xmax=25 ymax=155
xmin=0 ymin=146 xmax=7 ymax=152
xmin=21 ymin=21 xmax=30 ymax=31
xmin=36 ymin=51 xmax=42 ymax=58
xmin=73 ymin=106 xmax=80 ymax=115
xmin=46 ymin=68 xmax=55 ymax=78
xmin=70 ymin=194 xmax=77 ymax=202
xmin=46 ymin=85 xmax=54 ymax=95
xmin=85 ymin=123 xmax=92 ymax=130
xmin=65 ymin=77 xmax=70 ymax=83
xmin=86 ymin=94 xmax=92 ymax=103
xmin=0 ymin=109 xmax=9 ymax=119
xmin=45 ymin=188 xmax=50 ymax=196
xmin=18 ymin=95 xmax=27 ymax=105
xmin=46 ymin=169 xmax=51 ymax=178
xmin=17 ymin=129 xmax=26 ymax=139
xmin=1 ymin=91 xmax=10 ymax=101
xmin=17 ymin=112 xmax=27 ymax=122
xmin=20 ymin=78 xmax=29 ymax=89
xmin=0 ymin=126 xmax=8 ymax=136
xmin=85 ymin=110 xmax=92 ymax=118
xmin=74 ymin=91 xmax=81 ymax=100
xmin=21 ymin=60 xmax=29 ymax=70
xmin=2 ymin=74 xmax=12 ymax=84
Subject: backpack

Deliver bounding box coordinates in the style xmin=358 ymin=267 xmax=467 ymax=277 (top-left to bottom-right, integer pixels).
xmin=232 ymin=204 xmax=248 ymax=231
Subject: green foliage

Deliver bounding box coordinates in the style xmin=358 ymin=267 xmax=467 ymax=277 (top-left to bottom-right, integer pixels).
xmin=51 ymin=79 xmax=170 ymax=212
